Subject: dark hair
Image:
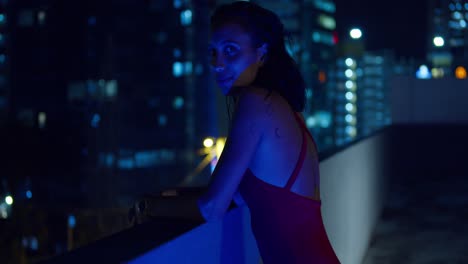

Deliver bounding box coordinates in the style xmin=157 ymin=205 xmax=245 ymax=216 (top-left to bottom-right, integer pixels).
xmin=211 ymin=1 xmax=306 ymax=113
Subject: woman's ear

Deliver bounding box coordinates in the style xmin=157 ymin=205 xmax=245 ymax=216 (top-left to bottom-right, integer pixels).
xmin=257 ymin=43 xmax=268 ymax=63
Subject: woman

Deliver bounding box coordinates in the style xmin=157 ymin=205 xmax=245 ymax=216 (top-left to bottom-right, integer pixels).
xmin=132 ymin=2 xmax=341 ymax=263
xmin=199 ymin=2 xmax=340 ymax=263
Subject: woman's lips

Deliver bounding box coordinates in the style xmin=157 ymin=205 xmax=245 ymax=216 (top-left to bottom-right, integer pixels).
xmin=216 ymin=77 xmax=233 ymax=85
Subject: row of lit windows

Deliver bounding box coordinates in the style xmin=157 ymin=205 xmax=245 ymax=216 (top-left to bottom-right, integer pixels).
xmin=67 ymin=80 xmax=118 ymax=101
xmin=312 ymin=0 xmax=336 ymax=13
xmin=173 ymin=61 xmax=204 ymax=77
xmin=449 ymin=2 xmax=468 ymax=11
xmin=312 ymin=30 xmax=336 ymax=46
xmin=416 ymin=65 xmax=467 ymax=79
xmin=98 ymin=149 xmax=177 ymax=169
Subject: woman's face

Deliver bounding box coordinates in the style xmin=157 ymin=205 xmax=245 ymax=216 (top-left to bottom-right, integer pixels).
xmin=208 ymin=24 xmax=266 ymax=95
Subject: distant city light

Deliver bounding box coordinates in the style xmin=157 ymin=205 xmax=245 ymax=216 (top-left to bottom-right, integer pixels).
xmin=455 ymin=66 xmax=467 ymax=79
xmin=173 ymin=96 xmax=184 ymax=109
xmin=453 ymin=11 xmax=462 ymax=20
xmin=68 ymin=215 xmax=76 ymax=228
xmin=38 ymin=112 xmax=46 ymax=129
xmin=180 ymin=9 xmax=192 ymax=26
xmin=345 ymin=92 xmax=354 ymax=100
xmin=38 ymin=11 xmax=46 ymax=25
xmin=345 ymin=58 xmax=354 ymax=67
xmin=431 ymin=68 xmax=444 ymax=79
xmin=433 ymin=36 xmax=444 ymax=47
xmin=416 ymin=65 xmax=431 ymax=79
xmin=345 ymin=69 xmax=354 ymax=78
xmin=158 ymin=114 xmax=167 ymax=126
xmin=88 ymin=16 xmax=96 ymax=26
xmin=203 ymin=138 xmax=214 ymax=148
xmin=5 ymin=196 xmax=13 ymax=205
xmin=349 ymin=28 xmax=362 ymax=39
xmin=345 ymin=103 xmax=354 ymax=112
xmin=91 ymin=113 xmax=100 ymax=128
xmin=173 ymin=62 xmax=183 ymax=77
xmin=460 ymin=20 xmax=467 ymax=28
xmin=306 ymin=116 xmax=317 ymax=127
xmin=345 ymin=114 xmax=353 ymax=123
xmin=173 ymin=48 xmax=181 ymax=58
xmin=345 ymin=80 xmax=354 ymax=89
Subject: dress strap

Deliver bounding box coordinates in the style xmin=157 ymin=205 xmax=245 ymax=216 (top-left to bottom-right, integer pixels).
xmin=284 ymin=113 xmax=308 ymax=190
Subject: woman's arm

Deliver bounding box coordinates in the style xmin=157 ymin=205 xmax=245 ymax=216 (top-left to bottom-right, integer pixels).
xmin=198 ymin=88 xmax=267 ymax=220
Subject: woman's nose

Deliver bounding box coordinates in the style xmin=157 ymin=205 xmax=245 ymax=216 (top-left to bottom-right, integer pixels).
xmin=211 ymin=56 xmax=225 ymax=72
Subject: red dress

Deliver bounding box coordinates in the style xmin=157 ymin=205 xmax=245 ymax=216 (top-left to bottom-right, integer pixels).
xmin=239 ymin=111 xmax=341 ymax=264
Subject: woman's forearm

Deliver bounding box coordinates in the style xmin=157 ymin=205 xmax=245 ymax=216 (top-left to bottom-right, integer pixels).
xmin=144 ymin=195 xmax=206 ymax=222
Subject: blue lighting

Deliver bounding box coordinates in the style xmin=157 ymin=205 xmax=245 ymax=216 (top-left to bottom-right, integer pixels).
xmin=0 ymin=54 xmax=5 ymax=64
xmin=88 ymin=16 xmax=96 ymax=26
xmin=180 ymin=10 xmax=192 ymax=26
xmin=0 ymin=14 xmax=5 ymax=23
xmin=68 ymin=215 xmax=76 ymax=228
xmin=26 ymin=190 xmax=32 ymax=199
xmin=91 ymin=113 xmax=100 ymax=128
xmin=173 ymin=62 xmax=183 ymax=77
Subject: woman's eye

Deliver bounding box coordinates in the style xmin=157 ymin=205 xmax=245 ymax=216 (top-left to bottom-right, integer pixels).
xmin=225 ymin=46 xmax=237 ymax=56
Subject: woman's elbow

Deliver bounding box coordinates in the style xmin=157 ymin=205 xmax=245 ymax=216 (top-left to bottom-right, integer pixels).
xmin=197 ymin=197 xmax=225 ymax=222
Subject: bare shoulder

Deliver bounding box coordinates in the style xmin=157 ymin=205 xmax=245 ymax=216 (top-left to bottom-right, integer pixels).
xmin=235 ymin=86 xmax=273 ymax=116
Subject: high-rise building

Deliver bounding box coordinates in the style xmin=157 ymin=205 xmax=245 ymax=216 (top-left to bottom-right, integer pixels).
xmin=428 ymin=0 xmax=468 ymax=76
xmin=332 ymin=35 xmax=415 ymax=145
xmin=4 ymin=0 xmax=217 ymax=208
xmin=0 ymin=1 xmax=8 ymax=125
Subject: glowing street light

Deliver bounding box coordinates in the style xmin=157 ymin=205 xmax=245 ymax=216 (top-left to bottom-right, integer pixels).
xmin=5 ymin=195 xmax=13 ymax=205
xmin=349 ymin=28 xmax=362 ymax=39
xmin=433 ymin=36 xmax=445 ymax=47
xmin=203 ymin=137 xmax=214 ymax=148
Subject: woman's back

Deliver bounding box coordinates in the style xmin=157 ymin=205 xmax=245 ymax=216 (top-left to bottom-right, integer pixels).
xmin=246 ymin=88 xmax=320 ymax=200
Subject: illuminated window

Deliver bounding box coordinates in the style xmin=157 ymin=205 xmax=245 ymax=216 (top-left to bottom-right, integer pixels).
xmin=180 ymin=9 xmax=192 ymax=26
xmin=173 ymin=48 xmax=181 ymax=58
xmin=173 ymin=62 xmax=183 ymax=77
xmin=91 ymin=113 xmax=100 ymax=128
xmin=88 ymin=16 xmax=96 ymax=26
xmin=158 ymin=114 xmax=167 ymax=126
xmin=313 ymin=0 xmax=336 ymax=13
xmin=345 ymin=58 xmax=354 ymax=67
xmin=38 ymin=112 xmax=46 ymax=129
xmin=185 ymin=61 xmax=192 ymax=74
xmin=173 ymin=96 xmax=184 ymax=109
xmin=37 ymin=11 xmax=46 ymax=25
xmin=318 ymin=70 xmax=326 ymax=83
xmin=455 ymin=66 xmax=467 ymax=79
xmin=318 ymin=14 xmax=336 ymax=30
xmin=105 ymin=80 xmax=118 ymax=98
xmin=174 ymin=0 xmax=182 ymax=8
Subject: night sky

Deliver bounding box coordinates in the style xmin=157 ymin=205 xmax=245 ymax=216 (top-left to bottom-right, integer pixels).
xmin=334 ymin=0 xmax=428 ymax=61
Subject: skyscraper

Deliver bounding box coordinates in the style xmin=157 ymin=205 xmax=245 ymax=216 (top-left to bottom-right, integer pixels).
xmin=428 ymin=0 xmax=468 ymax=76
